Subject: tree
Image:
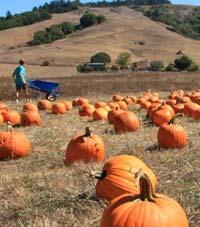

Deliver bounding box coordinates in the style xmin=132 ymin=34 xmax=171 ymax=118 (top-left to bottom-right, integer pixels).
xmin=116 ymin=52 xmax=132 ymax=68
xmin=174 ymin=55 xmax=193 ymax=71
xmin=150 ymin=60 xmax=164 ymax=71
xmin=6 ymin=11 xmax=12 ymax=20
xmin=97 ymin=15 xmax=106 ymax=24
xmin=188 ymin=62 xmax=199 ymax=72
xmin=90 ymin=52 xmax=111 ymax=64
xmin=46 ymin=24 xmax=65 ymax=41
xmin=165 ymin=63 xmax=175 ymax=72
xmin=80 ymin=13 xmax=97 ymax=28
xmin=61 ymin=22 xmax=74 ymax=35
xmin=33 ymin=30 xmax=47 ymax=45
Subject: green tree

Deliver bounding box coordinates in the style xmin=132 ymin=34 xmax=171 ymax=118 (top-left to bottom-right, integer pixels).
xmin=174 ymin=55 xmax=193 ymax=71
xmin=165 ymin=63 xmax=175 ymax=72
xmin=97 ymin=15 xmax=106 ymax=24
xmin=61 ymin=22 xmax=74 ymax=35
xmin=116 ymin=52 xmax=132 ymax=68
xmin=46 ymin=24 xmax=65 ymax=41
xmin=90 ymin=52 xmax=111 ymax=64
xmin=80 ymin=13 xmax=97 ymax=28
xmin=188 ymin=62 xmax=199 ymax=72
xmin=33 ymin=30 xmax=47 ymax=45
xmin=150 ymin=60 xmax=164 ymax=71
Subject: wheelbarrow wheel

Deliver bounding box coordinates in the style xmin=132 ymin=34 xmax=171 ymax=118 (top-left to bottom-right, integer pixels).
xmin=46 ymin=93 xmax=57 ymax=101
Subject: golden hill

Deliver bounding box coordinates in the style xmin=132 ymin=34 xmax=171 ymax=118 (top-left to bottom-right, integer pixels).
xmin=0 ymin=6 xmax=200 ymax=78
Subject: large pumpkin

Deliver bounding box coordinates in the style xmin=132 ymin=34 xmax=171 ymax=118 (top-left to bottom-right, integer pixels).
xmin=52 ymin=103 xmax=66 ymax=114
xmin=0 ymin=109 xmax=9 ymax=122
xmin=23 ymin=102 xmax=38 ymax=112
xmin=112 ymin=111 xmax=140 ymax=133
xmin=38 ymin=100 xmax=52 ymax=110
xmin=65 ymin=127 xmax=105 ymax=163
xmin=117 ymin=101 xmax=128 ymax=110
xmin=108 ymin=108 xmax=123 ymax=124
xmin=96 ymin=155 xmax=157 ymax=202
xmin=62 ymin=101 xmax=72 ymax=111
xmin=0 ymin=114 xmax=3 ymax=125
xmin=100 ymin=171 xmax=188 ymax=227
xmin=0 ymin=102 xmax=8 ymax=111
xmin=157 ymin=117 xmax=187 ymax=149
xmin=21 ymin=111 xmax=41 ymax=126
xmin=0 ymin=124 xmax=31 ymax=160
xmin=95 ymin=101 xmax=107 ymax=109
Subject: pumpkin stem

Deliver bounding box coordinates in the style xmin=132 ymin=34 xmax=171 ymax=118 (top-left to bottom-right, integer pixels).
xmin=168 ymin=113 xmax=183 ymax=125
xmin=85 ymin=127 xmax=92 ymax=137
xmin=135 ymin=170 xmax=157 ymax=202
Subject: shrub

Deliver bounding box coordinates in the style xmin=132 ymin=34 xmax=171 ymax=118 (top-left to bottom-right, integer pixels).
xmin=90 ymin=52 xmax=111 ymax=64
xmin=46 ymin=24 xmax=65 ymax=41
xmin=80 ymin=13 xmax=97 ymax=28
xmin=165 ymin=63 xmax=175 ymax=72
xmin=111 ymin=65 xmax=120 ymax=71
xmin=150 ymin=60 xmax=164 ymax=71
xmin=77 ymin=64 xmax=93 ymax=73
xmin=174 ymin=55 xmax=193 ymax=71
xmin=116 ymin=52 xmax=132 ymax=68
xmin=97 ymin=15 xmax=106 ymax=24
xmin=61 ymin=22 xmax=74 ymax=35
xmin=188 ymin=62 xmax=199 ymax=72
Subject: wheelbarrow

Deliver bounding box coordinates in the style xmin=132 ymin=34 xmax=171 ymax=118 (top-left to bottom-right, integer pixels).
xmin=28 ymin=80 xmax=60 ymax=101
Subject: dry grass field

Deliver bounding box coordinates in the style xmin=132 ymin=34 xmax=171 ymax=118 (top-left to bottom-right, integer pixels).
xmin=0 ymin=6 xmax=200 ymax=77
xmin=0 ymin=91 xmax=199 ymax=227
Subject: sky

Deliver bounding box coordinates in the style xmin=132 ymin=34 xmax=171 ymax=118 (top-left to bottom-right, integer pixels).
xmin=0 ymin=0 xmax=199 ymax=17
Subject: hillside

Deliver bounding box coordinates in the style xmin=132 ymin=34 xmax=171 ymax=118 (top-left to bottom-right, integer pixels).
xmin=0 ymin=6 xmax=200 ymax=78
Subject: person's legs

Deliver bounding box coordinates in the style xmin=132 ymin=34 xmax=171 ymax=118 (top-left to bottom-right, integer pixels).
xmin=15 ymin=85 xmax=21 ymax=102
xmin=23 ymin=84 xmax=30 ymax=101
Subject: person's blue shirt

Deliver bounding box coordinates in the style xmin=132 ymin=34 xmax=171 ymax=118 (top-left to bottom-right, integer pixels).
xmin=13 ymin=65 xmax=26 ymax=85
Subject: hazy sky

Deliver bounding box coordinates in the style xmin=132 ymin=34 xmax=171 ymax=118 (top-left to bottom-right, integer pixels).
xmin=0 ymin=0 xmax=199 ymax=17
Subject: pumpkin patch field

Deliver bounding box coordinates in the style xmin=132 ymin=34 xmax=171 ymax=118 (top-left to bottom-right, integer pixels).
xmin=0 ymin=91 xmax=199 ymax=227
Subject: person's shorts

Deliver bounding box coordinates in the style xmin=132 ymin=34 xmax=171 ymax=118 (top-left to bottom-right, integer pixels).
xmin=16 ymin=83 xmax=27 ymax=91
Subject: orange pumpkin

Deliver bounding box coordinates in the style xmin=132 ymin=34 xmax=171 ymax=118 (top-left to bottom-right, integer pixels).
xmin=0 ymin=109 xmax=9 ymax=122
xmin=65 ymin=127 xmax=105 ymax=163
xmin=0 ymin=114 xmax=3 ymax=125
xmin=183 ymin=101 xmax=200 ymax=117
xmin=0 ymin=102 xmax=8 ymax=111
xmin=122 ymin=96 xmax=133 ymax=105
xmin=62 ymin=101 xmax=72 ymax=111
xmin=108 ymin=102 xmax=120 ymax=110
xmin=95 ymin=101 xmax=107 ymax=109
xmin=23 ymin=102 xmax=38 ymax=112
xmin=76 ymin=97 xmax=89 ymax=106
xmin=79 ymin=104 xmax=95 ymax=117
xmin=96 ymin=155 xmax=157 ymax=202
xmin=52 ymin=103 xmax=66 ymax=114
xmin=101 ymin=105 xmax=111 ymax=112
xmin=38 ymin=100 xmax=52 ymax=110
xmin=100 ymin=171 xmax=188 ymax=227
xmin=191 ymin=108 xmax=200 ymax=120
xmin=21 ymin=111 xmax=41 ymax=126
xmin=0 ymin=124 xmax=31 ymax=160
xmin=117 ymin=101 xmax=128 ymax=110
xmin=108 ymin=108 xmax=123 ymax=123
xmin=93 ymin=108 xmax=108 ymax=121
xmin=157 ymin=117 xmax=187 ymax=149
xmin=112 ymin=111 xmax=140 ymax=133
xmin=112 ymin=94 xmax=122 ymax=102
xmin=8 ymin=111 xmax=21 ymax=126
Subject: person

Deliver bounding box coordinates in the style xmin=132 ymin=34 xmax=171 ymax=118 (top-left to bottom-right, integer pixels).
xmin=12 ymin=59 xmax=29 ymax=102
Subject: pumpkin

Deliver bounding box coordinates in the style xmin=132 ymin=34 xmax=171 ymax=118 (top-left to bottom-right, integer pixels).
xmin=0 ymin=124 xmax=31 ymax=160
xmin=101 ymin=105 xmax=111 ymax=112
xmin=62 ymin=101 xmax=72 ymax=111
xmin=172 ymin=103 xmax=185 ymax=114
xmin=147 ymin=102 xmax=160 ymax=118
xmin=112 ymin=94 xmax=122 ymax=102
xmin=157 ymin=116 xmax=187 ymax=149
xmin=0 ymin=109 xmax=9 ymax=122
xmin=95 ymin=101 xmax=107 ymax=109
xmin=79 ymin=104 xmax=95 ymax=117
xmin=100 ymin=170 xmax=188 ymax=227
xmin=191 ymin=108 xmax=200 ymax=120
xmin=183 ymin=101 xmax=200 ymax=117
xmin=8 ymin=111 xmax=21 ymax=126
xmin=23 ymin=102 xmax=38 ymax=112
xmin=166 ymin=99 xmax=177 ymax=106
xmin=108 ymin=108 xmax=124 ymax=123
xmin=95 ymin=155 xmax=157 ymax=202
xmin=76 ymin=97 xmax=89 ymax=106
xmin=0 ymin=114 xmax=3 ymax=125
xmin=21 ymin=111 xmax=41 ymax=126
xmin=38 ymin=100 xmax=52 ymax=110
xmin=117 ymin=101 xmax=128 ymax=110
xmin=108 ymin=102 xmax=120 ymax=110
xmin=65 ymin=127 xmax=105 ymax=163
xmin=93 ymin=108 xmax=108 ymax=121
xmin=122 ymin=96 xmax=133 ymax=105
xmin=112 ymin=111 xmax=140 ymax=133
xmin=0 ymin=102 xmax=8 ymax=111
xmin=52 ymin=103 xmax=66 ymax=114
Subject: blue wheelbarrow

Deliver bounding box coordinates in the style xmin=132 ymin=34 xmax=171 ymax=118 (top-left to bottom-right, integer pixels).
xmin=28 ymin=80 xmax=60 ymax=101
